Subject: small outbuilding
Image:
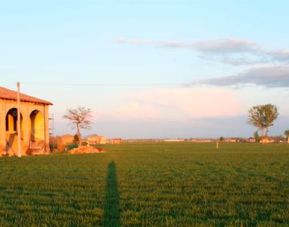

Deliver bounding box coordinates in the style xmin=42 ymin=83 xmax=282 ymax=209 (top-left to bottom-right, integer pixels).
xmin=87 ymin=135 xmax=107 ymax=145
xmin=0 ymin=86 xmax=52 ymax=156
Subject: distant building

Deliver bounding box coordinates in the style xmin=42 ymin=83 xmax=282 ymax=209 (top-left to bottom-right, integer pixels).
xmin=260 ymin=137 xmax=273 ymax=144
xmin=0 ymin=86 xmax=52 ymax=156
xmin=109 ymin=138 xmax=122 ymax=144
xmin=164 ymin=139 xmax=185 ymax=142
xmin=224 ymin=138 xmax=239 ymax=143
xmin=59 ymin=134 xmax=75 ymax=145
xmin=49 ymin=134 xmax=75 ymax=152
xmin=260 ymin=137 xmax=283 ymax=144
xmin=190 ymin=139 xmax=214 ymax=143
xmin=247 ymin=137 xmax=256 ymax=143
xmin=87 ymin=135 xmax=107 ymax=145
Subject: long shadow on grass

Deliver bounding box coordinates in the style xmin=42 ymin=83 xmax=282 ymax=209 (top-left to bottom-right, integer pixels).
xmin=103 ymin=161 xmax=120 ymax=227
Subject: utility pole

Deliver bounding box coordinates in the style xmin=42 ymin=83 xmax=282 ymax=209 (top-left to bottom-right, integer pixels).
xmin=49 ymin=113 xmax=55 ymax=152
xmin=17 ymin=82 xmax=22 ymax=158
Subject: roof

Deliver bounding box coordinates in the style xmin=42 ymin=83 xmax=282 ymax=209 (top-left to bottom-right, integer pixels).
xmin=0 ymin=87 xmax=52 ymax=105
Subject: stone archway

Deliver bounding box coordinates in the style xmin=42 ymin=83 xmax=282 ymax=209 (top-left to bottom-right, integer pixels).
xmin=30 ymin=110 xmax=44 ymax=142
xmin=5 ymin=108 xmax=23 ymax=154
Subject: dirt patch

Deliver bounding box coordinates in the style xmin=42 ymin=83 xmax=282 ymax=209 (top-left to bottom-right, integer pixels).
xmin=69 ymin=146 xmax=105 ymax=155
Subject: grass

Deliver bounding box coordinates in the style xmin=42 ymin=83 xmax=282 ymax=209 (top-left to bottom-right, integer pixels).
xmin=0 ymin=143 xmax=288 ymax=226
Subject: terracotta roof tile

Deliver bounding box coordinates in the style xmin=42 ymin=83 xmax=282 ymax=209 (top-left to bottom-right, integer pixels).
xmin=0 ymin=87 xmax=52 ymax=105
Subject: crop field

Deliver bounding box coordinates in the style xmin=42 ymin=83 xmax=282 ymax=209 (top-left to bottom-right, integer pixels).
xmin=0 ymin=143 xmax=288 ymax=226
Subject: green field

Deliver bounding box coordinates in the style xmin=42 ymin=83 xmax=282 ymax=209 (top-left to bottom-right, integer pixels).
xmin=0 ymin=143 xmax=288 ymax=226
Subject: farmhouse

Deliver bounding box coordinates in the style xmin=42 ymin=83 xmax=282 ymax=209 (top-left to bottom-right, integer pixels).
xmin=87 ymin=135 xmax=107 ymax=145
xmin=109 ymin=138 xmax=122 ymax=144
xmin=0 ymin=86 xmax=52 ymax=156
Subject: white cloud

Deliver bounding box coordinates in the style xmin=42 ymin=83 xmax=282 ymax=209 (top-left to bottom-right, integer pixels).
xmin=199 ymin=65 xmax=289 ymax=88
xmin=115 ymin=37 xmax=289 ymax=66
xmin=115 ymin=37 xmax=259 ymax=52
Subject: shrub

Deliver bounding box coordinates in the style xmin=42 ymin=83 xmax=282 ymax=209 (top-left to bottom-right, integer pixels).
xmin=65 ymin=143 xmax=79 ymax=151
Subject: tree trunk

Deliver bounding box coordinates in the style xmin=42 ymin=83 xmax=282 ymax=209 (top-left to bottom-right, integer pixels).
xmin=261 ymin=127 xmax=268 ymax=138
xmin=76 ymin=124 xmax=81 ymax=147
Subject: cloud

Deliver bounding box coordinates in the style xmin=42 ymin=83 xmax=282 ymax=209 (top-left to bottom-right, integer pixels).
xmin=191 ymin=38 xmax=260 ymax=54
xmin=115 ymin=37 xmax=259 ymax=53
xmin=103 ymin=87 xmax=244 ymax=121
xmin=115 ymin=37 xmax=289 ymax=66
xmin=116 ymin=37 xmax=289 ymax=88
xmin=199 ymin=65 xmax=289 ymax=88
xmin=268 ymin=49 xmax=289 ymax=62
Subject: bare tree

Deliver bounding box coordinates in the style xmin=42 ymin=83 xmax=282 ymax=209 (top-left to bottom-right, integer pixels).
xmin=63 ymin=107 xmax=92 ymax=145
xmin=248 ymin=104 xmax=279 ymax=138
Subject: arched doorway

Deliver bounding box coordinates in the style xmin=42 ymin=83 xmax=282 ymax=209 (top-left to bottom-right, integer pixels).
xmin=30 ymin=110 xmax=44 ymax=142
xmin=5 ymin=108 xmax=23 ymax=154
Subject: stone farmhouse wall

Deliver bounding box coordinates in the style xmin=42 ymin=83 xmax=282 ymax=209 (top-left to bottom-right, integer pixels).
xmin=0 ymin=99 xmax=50 ymax=156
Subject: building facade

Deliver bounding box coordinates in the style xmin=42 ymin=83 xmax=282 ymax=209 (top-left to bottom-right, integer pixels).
xmin=0 ymin=87 xmax=52 ymax=156
xmin=87 ymin=135 xmax=107 ymax=145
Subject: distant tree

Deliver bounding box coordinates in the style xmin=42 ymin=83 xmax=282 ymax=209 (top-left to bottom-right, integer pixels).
xmin=284 ymin=130 xmax=289 ymax=141
xmin=248 ymin=104 xmax=279 ymax=138
xmin=63 ymin=107 xmax=92 ymax=145
xmin=284 ymin=130 xmax=289 ymax=138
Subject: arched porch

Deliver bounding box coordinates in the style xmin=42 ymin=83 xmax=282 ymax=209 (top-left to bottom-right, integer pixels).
xmin=5 ymin=108 xmax=23 ymax=155
xmin=28 ymin=110 xmax=45 ymax=154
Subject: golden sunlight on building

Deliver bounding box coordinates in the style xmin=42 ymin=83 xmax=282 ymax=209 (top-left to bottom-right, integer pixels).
xmin=87 ymin=135 xmax=107 ymax=145
xmin=0 ymin=87 xmax=52 ymax=156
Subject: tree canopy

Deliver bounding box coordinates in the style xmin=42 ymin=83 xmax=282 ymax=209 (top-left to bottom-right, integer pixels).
xmin=284 ymin=130 xmax=289 ymax=139
xmin=63 ymin=106 xmax=92 ymax=145
xmin=248 ymin=104 xmax=279 ymax=137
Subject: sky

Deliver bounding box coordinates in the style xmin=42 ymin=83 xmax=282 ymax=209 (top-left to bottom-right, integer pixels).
xmin=1 ymin=0 xmax=289 ymax=138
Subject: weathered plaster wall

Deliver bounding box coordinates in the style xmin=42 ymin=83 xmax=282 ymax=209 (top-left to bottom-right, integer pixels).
xmin=0 ymin=99 xmax=50 ymax=156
